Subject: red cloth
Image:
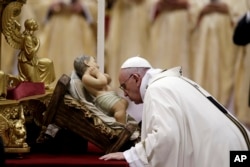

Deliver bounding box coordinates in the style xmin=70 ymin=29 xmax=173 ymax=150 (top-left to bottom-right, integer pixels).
xmin=7 ymin=82 xmax=45 ymax=100
xmin=5 ymin=142 xmax=129 ymax=167
xmin=5 ymin=154 xmax=129 ymax=167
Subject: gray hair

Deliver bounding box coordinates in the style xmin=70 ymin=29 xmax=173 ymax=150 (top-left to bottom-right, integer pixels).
xmin=74 ymin=55 xmax=90 ymax=78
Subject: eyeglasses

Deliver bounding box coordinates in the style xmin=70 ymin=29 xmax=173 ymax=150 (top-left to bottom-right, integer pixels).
xmin=119 ymin=74 xmax=133 ymax=91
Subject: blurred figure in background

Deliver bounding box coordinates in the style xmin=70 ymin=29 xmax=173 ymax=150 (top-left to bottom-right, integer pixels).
xmin=38 ymin=0 xmax=97 ymax=84
xmin=190 ymin=0 xmax=247 ymax=116
xmin=105 ymin=0 xmax=151 ymax=88
xmin=147 ymin=0 xmax=191 ymax=76
xmin=232 ymin=0 xmax=250 ymax=129
xmin=20 ymin=0 xmax=52 ymax=31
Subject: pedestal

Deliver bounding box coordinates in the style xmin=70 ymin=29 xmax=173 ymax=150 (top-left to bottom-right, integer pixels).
xmin=0 ymin=91 xmax=52 ymax=155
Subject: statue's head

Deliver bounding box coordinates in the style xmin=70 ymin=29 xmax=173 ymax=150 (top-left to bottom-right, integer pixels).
xmin=74 ymin=55 xmax=91 ymax=79
xmin=24 ymin=18 xmax=38 ymax=31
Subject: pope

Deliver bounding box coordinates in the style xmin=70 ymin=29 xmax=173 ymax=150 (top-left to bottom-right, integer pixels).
xmin=99 ymin=56 xmax=250 ymax=167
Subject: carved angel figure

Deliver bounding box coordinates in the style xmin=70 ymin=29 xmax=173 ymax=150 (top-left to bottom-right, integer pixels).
xmin=2 ymin=1 xmax=55 ymax=88
xmin=17 ymin=18 xmax=55 ymax=87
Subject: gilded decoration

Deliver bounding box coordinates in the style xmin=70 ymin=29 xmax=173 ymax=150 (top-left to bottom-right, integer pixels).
xmin=0 ymin=92 xmax=52 ymax=153
xmin=0 ymin=0 xmax=53 ymax=154
xmin=1 ymin=0 xmax=55 ymax=89
xmin=0 ymin=101 xmax=29 ymax=153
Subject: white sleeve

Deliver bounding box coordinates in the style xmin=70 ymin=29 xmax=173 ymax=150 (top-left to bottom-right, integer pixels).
xmin=123 ymin=147 xmax=145 ymax=167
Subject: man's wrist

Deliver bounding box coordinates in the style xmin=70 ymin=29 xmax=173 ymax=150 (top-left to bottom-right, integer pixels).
xmin=123 ymin=147 xmax=140 ymax=163
xmin=123 ymin=147 xmax=145 ymax=166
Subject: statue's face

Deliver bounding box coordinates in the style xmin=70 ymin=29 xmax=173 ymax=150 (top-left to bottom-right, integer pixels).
xmin=25 ymin=19 xmax=38 ymax=31
xmin=13 ymin=120 xmax=26 ymax=138
xmin=85 ymin=56 xmax=99 ymax=69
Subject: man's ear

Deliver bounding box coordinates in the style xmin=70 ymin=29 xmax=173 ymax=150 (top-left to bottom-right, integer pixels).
xmin=132 ymin=74 xmax=140 ymax=83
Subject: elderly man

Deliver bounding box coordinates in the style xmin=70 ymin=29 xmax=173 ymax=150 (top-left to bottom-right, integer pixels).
xmin=99 ymin=56 xmax=250 ymax=167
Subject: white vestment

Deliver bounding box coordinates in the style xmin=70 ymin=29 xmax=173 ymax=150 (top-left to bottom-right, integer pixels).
xmin=124 ymin=67 xmax=250 ymax=167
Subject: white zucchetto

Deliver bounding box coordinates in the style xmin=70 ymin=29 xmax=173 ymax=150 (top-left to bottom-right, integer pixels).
xmin=121 ymin=56 xmax=152 ymax=69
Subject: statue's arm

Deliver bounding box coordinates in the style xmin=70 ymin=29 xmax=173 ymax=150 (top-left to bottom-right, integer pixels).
xmin=82 ymin=68 xmax=108 ymax=89
xmin=23 ymin=35 xmax=39 ymax=59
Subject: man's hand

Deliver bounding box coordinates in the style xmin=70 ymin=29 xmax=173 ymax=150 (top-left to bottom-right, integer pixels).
xmin=99 ymin=152 xmax=125 ymax=161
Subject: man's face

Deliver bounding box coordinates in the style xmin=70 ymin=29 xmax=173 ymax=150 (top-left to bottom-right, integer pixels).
xmin=119 ymin=69 xmax=143 ymax=104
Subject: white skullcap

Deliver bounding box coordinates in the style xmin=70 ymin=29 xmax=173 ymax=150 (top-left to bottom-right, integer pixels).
xmin=121 ymin=56 xmax=152 ymax=69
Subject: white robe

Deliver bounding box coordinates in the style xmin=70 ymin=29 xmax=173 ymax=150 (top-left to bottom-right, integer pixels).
xmin=124 ymin=67 xmax=250 ymax=167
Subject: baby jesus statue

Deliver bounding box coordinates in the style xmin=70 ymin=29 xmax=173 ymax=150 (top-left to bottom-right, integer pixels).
xmin=74 ymin=55 xmax=129 ymax=124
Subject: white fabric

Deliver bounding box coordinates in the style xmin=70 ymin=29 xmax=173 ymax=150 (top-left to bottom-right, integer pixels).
xmin=123 ymin=147 xmax=145 ymax=167
xmin=124 ymin=68 xmax=250 ymax=167
xmin=139 ymin=68 xmax=162 ymax=101
xmin=246 ymin=11 xmax=250 ymax=23
xmin=105 ymin=0 xmax=151 ymax=88
xmin=121 ymin=56 xmax=152 ymax=69
xmin=68 ymin=70 xmax=88 ymax=101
